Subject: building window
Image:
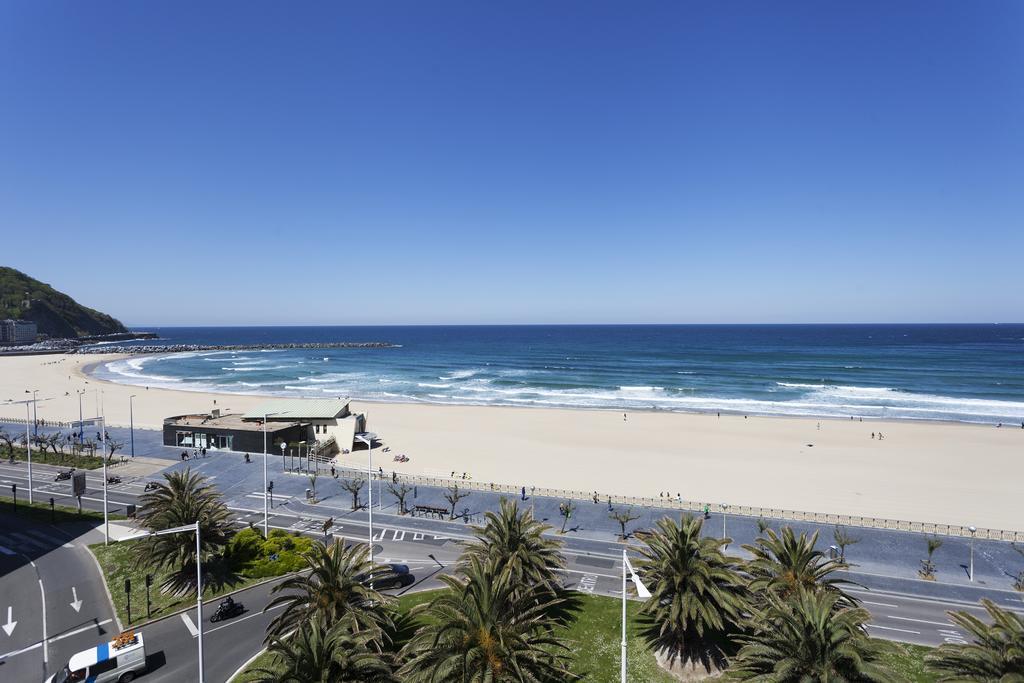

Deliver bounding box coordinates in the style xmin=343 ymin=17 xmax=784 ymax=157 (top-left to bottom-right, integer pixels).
xmin=176 ymin=431 xmax=194 ymax=447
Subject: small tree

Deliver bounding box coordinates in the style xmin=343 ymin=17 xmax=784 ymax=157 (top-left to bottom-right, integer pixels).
xmin=444 ymin=484 xmax=471 ymax=520
xmin=0 ymin=429 xmax=14 ymax=458
xmin=340 ymin=477 xmax=365 ymax=510
xmin=757 ymin=517 xmax=772 ymax=534
xmin=558 ymin=501 xmax=576 ymax=534
xmin=833 ymin=525 xmax=861 ymax=563
xmin=308 ymin=473 xmax=318 ymax=500
xmin=919 ymin=536 xmax=943 ymax=580
xmin=610 ymin=507 xmax=640 ymax=540
xmin=387 ymin=482 xmax=413 ymax=515
xmin=47 ymin=431 xmax=65 ymax=457
xmin=106 ymin=440 xmax=125 ymax=462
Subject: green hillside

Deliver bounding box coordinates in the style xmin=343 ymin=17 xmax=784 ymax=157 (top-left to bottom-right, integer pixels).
xmin=0 ymin=266 xmax=128 ymax=338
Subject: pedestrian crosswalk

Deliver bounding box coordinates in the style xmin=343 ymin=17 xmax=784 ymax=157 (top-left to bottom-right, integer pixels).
xmin=0 ymin=528 xmax=62 ymax=555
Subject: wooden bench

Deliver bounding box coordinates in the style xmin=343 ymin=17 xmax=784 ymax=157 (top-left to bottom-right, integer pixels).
xmin=412 ymin=505 xmax=449 ymax=519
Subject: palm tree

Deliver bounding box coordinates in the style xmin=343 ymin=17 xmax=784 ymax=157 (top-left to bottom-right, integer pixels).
xmin=730 ymin=588 xmax=890 ymax=682
xmin=251 ymin=617 xmax=396 ymax=682
xmin=635 ymin=514 xmax=748 ymax=674
xmin=399 ymin=556 xmax=577 ymax=682
xmin=744 ymin=526 xmax=857 ymax=608
xmin=264 ymin=538 xmax=393 ymax=643
xmin=462 ymin=497 xmax=565 ymax=592
xmin=919 ymin=536 xmax=943 ymax=580
xmin=925 ymin=599 xmax=1024 ymax=680
xmin=135 ymin=468 xmax=234 ymax=595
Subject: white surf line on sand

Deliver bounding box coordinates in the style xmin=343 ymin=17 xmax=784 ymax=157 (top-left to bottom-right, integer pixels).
xmin=180 ymin=612 xmax=199 ymax=637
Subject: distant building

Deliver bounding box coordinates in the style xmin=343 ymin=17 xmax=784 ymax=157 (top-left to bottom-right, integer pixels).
xmin=162 ymin=399 xmax=367 ymax=455
xmin=0 ymin=319 xmax=37 ymax=344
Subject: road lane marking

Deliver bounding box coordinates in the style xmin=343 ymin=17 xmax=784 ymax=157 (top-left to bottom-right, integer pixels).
xmin=38 ymin=579 xmax=47 ymax=663
xmin=180 ymin=612 xmax=199 ymax=636
xmin=202 ymin=603 xmax=286 ymax=635
xmin=868 ymin=624 xmax=920 ymax=635
xmin=0 ymin=641 xmax=41 ymax=660
xmin=48 ymin=619 xmax=113 ymax=644
xmin=888 ymin=615 xmax=951 ymax=627
xmin=861 ymin=600 xmax=899 ymax=608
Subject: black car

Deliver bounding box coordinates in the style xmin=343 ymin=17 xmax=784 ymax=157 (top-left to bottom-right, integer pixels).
xmin=357 ymin=563 xmax=412 ymax=590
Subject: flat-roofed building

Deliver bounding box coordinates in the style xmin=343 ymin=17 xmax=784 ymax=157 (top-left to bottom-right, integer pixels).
xmin=242 ymin=398 xmax=366 ymax=455
xmin=163 ymin=410 xmax=308 ymax=453
xmin=0 ymin=319 xmax=37 ymax=344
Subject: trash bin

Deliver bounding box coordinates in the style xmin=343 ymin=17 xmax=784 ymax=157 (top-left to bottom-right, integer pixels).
xmin=828 ymin=545 xmax=839 ymax=560
xmin=305 ymin=488 xmax=312 ymax=500
xmin=126 ymin=504 xmax=136 ymax=518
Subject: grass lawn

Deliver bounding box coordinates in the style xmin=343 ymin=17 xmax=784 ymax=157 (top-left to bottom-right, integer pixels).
xmin=233 ymin=589 xmax=937 ymax=682
xmin=0 ymin=493 xmax=124 ymax=525
xmin=235 ymin=590 xmax=677 ymax=682
xmin=876 ymin=640 xmax=937 ymax=682
xmin=90 ymin=540 xmax=273 ymax=627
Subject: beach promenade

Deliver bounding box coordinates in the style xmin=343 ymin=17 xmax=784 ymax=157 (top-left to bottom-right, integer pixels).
xmin=2 ymin=352 xmax=1023 ymax=530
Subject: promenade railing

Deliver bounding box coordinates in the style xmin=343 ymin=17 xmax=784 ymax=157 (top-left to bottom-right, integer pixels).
xmin=326 ymin=463 xmax=1024 ymax=544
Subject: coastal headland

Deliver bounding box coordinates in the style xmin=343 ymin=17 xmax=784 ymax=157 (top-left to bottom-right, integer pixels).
xmin=2 ymin=352 xmax=1022 ymax=530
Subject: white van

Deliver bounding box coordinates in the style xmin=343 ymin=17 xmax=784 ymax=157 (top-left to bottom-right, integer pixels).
xmin=46 ymin=632 xmax=146 ymax=683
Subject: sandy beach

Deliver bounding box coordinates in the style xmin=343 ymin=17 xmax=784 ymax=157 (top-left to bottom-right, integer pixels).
xmin=2 ymin=352 xmax=1022 ymax=530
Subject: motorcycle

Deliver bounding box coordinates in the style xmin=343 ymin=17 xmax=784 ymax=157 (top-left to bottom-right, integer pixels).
xmin=106 ymin=475 xmax=122 ymax=485
xmin=144 ymin=481 xmax=159 ymax=492
xmin=55 ymin=469 xmax=74 ymax=481
xmin=210 ymin=597 xmax=244 ymax=622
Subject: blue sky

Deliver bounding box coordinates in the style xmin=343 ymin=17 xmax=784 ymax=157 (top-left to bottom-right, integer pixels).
xmin=1 ymin=1 xmax=1021 ymax=325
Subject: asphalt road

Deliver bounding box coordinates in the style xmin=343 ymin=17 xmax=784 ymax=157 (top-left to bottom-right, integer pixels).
xmin=0 ymin=515 xmax=119 ymax=683
xmin=3 ymin=458 xmax=1024 ymax=683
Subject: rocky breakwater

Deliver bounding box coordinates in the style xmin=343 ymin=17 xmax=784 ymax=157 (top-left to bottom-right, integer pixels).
xmin=72 ymin=341 xmax=398 ymax=354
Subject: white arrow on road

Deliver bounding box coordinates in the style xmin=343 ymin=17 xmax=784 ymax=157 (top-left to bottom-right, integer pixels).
xmin=2 ymin=606 xmax=15 ymax=636
xmin=70 ymin=587 xmax=82 ymax=613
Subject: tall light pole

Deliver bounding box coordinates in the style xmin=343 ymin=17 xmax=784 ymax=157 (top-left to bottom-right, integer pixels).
xmin=101 ymin=415 xmax=109 ymax=545
xmin=76 ymin=390 xmax=85 ymax=444
xmin=6 ymin=398 xmax=40 ymax=504
xmin=122 ymin=522 xmax=204 ymax=682
xmin=26 ymin=390 xmax=38 ymax=437
xmin=722 ymin=503 xmax=729 ymax=548
xmin=968 ymin=525 xmax=977 ymax=582
xmin=355 ymin=431 xmax=375 ymax=584
xmin=262 ymin=411 xmax=289 ymax=537
xmin=621 ymin=549 xmax=651 ymax=683
xmin=129 ymin=395 xmax=137 ymax=458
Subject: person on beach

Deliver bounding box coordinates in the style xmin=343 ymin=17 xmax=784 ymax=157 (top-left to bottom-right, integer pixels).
xmin=623 ymin=413 xmax=627 ymax=422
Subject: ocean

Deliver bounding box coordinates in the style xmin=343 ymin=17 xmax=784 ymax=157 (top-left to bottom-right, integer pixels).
xmin=90 ymin=324 xmax=1024 ymax=425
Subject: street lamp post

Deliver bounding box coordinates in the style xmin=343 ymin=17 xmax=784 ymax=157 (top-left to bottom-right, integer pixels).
xmin=129 ymin=395 xmax=137 ymax=458
xmin=968 ymin=525 xmax=977 ymax=582
xmin=122 ymin=522 xmax=204 ymax=682
xmin=262 ymin=411 xmax=290 ymax=537
xmin=355 ymin=433 xmax=375 ymax=584
xmin=101 ymin=415 xmax=109 ymax=545
xmin=6 ymin=398 xmax=38 ymax=504
xmin=26 ymin=390 xmax=39 ymax=437
xmin=621 ymin=549 xmax=651 ymax=683
xmin=280 ymin=442 xmax=286 ymax=472
xmin=76 ymin=390 xmax=85 ymax=445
